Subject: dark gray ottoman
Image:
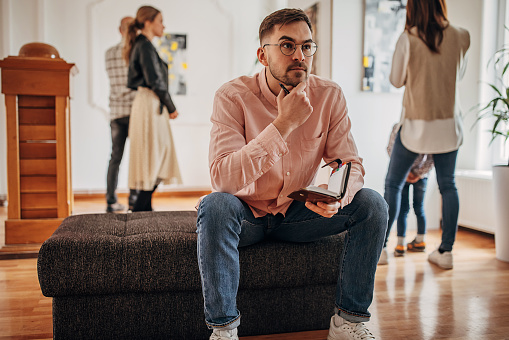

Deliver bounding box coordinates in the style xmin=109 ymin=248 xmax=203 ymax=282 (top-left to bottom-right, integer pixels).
xmin=37 ymin=211 xmax=345 ymax=339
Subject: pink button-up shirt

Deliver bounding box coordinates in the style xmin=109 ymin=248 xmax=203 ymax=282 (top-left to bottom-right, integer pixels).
xmin=209 ymin=67 xmax=364 ymax=218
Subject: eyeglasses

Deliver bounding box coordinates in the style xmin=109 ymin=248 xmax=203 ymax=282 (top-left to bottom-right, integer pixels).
xmin=263 ymin=41 xmax=318 ymax=57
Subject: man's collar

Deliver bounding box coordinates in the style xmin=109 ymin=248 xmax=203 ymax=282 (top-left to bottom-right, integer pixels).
xmin=259 ymin=67 xmax=278 ymax=109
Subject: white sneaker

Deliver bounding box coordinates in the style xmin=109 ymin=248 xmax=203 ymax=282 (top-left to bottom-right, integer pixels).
xmin=377 ymin=247 xmax=388 ymax=265
xmin=210 ymin=328 xmax=238 ymax=340
xmin=428 ymin=249 xmax=453 ymax=270
xmin=327 ymin=314 xmax=375 ymax=340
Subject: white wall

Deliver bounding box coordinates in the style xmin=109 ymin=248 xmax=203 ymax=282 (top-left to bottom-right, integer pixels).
xmin=0 ymin=0 xmax=490 ymax=217
xmin=448 ymin=0 xmax=484 ymax=170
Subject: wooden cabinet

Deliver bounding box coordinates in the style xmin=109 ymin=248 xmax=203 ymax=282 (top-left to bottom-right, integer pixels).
xmin=0 ymin=43 xmax=77 ymax=244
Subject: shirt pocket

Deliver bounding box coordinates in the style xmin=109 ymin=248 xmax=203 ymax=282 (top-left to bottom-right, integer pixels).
xmin=299 ymin=132 xmax=325 ymax=186
xmin=301 ymin=131 xmax=325 ymax=152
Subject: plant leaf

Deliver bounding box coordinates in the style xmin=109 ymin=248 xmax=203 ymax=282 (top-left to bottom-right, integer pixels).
xmin=488 ymin=83 xmax=503 ymax=97
xmin=503 ymin=62 xmax=509 ymax=77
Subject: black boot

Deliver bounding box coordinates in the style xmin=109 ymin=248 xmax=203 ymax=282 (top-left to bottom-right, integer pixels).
xmin=132 ymin=185 xmax=157 ymax=212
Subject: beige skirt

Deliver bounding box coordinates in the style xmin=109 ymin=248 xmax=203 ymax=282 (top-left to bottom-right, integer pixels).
xmin=128 ymin=87 xmax=182 ymax=191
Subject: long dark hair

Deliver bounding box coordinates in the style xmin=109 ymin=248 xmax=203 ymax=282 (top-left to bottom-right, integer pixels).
xmin=405 ymin=0 xmax=448 ymax=53
xmin=122 ymin=5 xmax=161 ymax=64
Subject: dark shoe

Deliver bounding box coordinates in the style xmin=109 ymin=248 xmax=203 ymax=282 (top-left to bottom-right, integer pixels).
xmin=407 ymin=239 xmax=426 ymax=252
xmin=106 ymin=203 xmax=125 ymax=213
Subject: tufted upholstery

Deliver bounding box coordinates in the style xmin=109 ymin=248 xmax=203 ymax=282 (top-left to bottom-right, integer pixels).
xmin=38 ymin=211 xmax=345 ymax=339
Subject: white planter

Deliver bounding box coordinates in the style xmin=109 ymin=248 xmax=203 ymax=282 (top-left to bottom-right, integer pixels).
xmin=493 ymin=165 xmax=509 ymax=262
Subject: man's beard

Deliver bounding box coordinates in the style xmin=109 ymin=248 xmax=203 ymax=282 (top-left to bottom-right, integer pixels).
xmin=268 ymin=62 xmax=309 ymax=87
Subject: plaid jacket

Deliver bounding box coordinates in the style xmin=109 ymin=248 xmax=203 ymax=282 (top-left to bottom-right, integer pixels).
xmin=105 ymin=42 xmax=137 ymax=120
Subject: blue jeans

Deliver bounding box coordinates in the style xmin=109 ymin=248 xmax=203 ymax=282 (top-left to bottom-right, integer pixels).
xmin=106 ymin=116 xmax=138 ymax=206
xmin=196 ymin=188 xmax=388 ymax=330
xmin=397 ymin=178 xmax=428 ymax=237
xmin=384 ymin=131 xmax=459 ymax=251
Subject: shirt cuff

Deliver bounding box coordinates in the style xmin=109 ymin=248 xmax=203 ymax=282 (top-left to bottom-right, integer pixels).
xmin=256 ymin=123 xmax=289 ymax=160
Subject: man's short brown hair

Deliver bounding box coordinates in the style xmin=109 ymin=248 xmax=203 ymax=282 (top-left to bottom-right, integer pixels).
xmin=259 ymin=8 xmax=312 ymax=44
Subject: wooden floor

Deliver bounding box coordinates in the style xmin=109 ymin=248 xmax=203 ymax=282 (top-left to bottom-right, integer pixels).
xmin=1 ymin=196 xmax=509 ymax=339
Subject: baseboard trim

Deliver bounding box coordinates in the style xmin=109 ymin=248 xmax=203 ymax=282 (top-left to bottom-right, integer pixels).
xmin=0 ymin=244 xmax=41 ymax=260
xmin=73 ymin=188 xmax=211 ymax=200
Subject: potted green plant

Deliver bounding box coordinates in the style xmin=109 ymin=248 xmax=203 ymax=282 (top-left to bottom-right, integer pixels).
xmin=477 ymin=42 xmax=509 ymax=262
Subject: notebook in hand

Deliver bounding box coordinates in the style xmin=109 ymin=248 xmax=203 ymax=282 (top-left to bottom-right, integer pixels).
xmin=288 ymin=161 xmax=351 ymax=204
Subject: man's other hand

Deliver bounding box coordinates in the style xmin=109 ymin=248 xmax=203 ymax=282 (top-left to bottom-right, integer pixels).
xmin=304 ymin=184 xmax=340 ymax=218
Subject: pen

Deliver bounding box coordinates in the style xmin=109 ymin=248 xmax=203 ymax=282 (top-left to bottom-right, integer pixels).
xmin=279 ymin=83 xmax=290 ymax=95
xmin=322 ymin=159 xmax=342 ymax=168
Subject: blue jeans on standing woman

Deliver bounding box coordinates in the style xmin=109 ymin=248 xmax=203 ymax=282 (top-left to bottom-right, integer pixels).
xmin=384 ymin=130 xmax=459 ymax=251
xmin=397 ymin=178 xmax=428 ymax=237
xmin=196 ymin=188 xmax=388 ymax=330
